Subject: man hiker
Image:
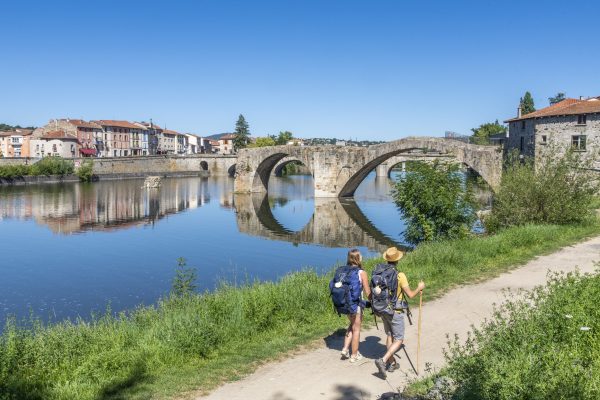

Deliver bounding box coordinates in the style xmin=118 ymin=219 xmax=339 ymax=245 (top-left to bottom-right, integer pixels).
xmin=371 ymin=247 xmax=425 ymax=378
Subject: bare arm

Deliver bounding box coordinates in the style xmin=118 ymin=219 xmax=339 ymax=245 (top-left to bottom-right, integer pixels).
xmin=359 ymin=270 xmax=371 ymax=299
xmin=401 ymin=281 xmax=425 ymax=299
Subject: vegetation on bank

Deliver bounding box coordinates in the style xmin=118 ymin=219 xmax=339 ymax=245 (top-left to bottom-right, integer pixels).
xmin=0 ymin=157 xmax=74 ymax=179
xmin=2 ymin=222 xmax=600 ymax=400
xmin=405 ymin=271 xmax=600 ymax=400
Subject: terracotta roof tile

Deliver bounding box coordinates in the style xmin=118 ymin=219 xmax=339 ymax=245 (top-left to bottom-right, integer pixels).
xmin=506 ymin=97 xmax=600 ymax=122
xmin=162 ymin=129 xmax=180 ymax=135
xmin=64 ymin=119 xmax=102 ymax=129
xmin=41 ymin=130 xmax=78 ymax=140
xmin=92 ymin=120 xmax=141 ymax=129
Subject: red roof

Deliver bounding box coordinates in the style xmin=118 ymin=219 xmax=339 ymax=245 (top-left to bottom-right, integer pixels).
xmin=64 ymin=119 xmax=102 ymax=130
xmin=220 ymin=134 xmax=237 ymax=140
xmin=92 ymin=120 xmax=140 ymax=129
xmin=135 ymin=121 xmax=163 ymax=130
xmin=162 ymin=129 xmax=180 ymax=135
xmin=506 ymin=97 xmax=600 ymax=122
xmin=80 ymin=148 xmax=96 ymax=155
xmin=41 ymin=130 xmax=78 ymax=140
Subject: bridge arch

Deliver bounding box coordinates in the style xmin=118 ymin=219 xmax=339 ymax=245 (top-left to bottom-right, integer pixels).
xmin=200 ymin=161 xmax=209 ymax=171
xmin=338 ymin=138 xmax=502 ymax=197
xmin=234 ymin=138 xmax=502 ymax=198
xmin=272 ymin=156 xmax=312 ymax=177
xmin=228 ymin=164 xmax=236 ymax=177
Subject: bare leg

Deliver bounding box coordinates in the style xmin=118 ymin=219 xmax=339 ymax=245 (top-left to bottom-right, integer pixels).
xmin=382 ymin=339 xmax=403 ymax=364
xmin=342 ymin=316 xmax=353 ymax=352
xmin=350 ymin=312 xmax=362 ymax=355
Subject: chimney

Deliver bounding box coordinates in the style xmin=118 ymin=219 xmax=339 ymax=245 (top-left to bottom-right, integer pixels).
xmin=517 ymin=106 xmax=522 ymax=118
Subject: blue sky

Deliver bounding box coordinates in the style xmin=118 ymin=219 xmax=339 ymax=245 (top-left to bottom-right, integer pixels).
xmin=1 ymin=0 xmax=599 ymax=140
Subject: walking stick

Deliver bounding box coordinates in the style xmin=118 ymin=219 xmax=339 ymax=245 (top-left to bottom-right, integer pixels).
xmin=417 ymin=290 xmax=423 ymax=375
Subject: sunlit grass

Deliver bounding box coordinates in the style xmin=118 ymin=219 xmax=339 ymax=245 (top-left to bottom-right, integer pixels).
xmin=1 ymin=222 xmax=599 ymax=399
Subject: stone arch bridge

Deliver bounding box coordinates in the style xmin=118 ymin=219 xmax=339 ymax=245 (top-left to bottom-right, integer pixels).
xmin=234 ymin=137 xmax=502 ymax=197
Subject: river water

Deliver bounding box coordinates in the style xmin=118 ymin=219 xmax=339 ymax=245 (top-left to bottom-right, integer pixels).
xmin=0 ymin=173 xmax=423 ymax=324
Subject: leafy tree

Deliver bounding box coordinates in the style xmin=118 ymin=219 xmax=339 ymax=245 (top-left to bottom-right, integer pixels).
xmin=470 ymin=120 xmax=507 ymax=145
xmin=275 ymin=131 xmax=294 ymax=145
xmin=519 ymin=91 xmax=536 ymax=115
xmin=249 ymin=136 xmax=276 ymax=147
xmin=233 ymin=114 xmax=250 ymax=150
xmin=392 ymin=161 xmax=475 ymax=245
xmin=548 ymin=92 xmax=566 ymax=105
xmin=0 ymin=123 xmax=36 ymax=131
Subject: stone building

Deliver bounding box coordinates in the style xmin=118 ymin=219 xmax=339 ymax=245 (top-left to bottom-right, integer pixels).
xmin=0 ymin=129 xmax=33 ymax=157
xmin=159 ymin=129 xmax=178 ymax=154
xmin=32 ymin=119 xmax=103 ymax=157
xmin=92 ymin=120 xmax=138 ymax=157
xmin=30 ymin=130 xmax=79 ymax=158
xmin=135 ymin=121 xmax=162 ymax=155
xmin=505 ymin=97 xmax=600 ymax=161
xmin=217 ymin=133 xmax=236 ymax=154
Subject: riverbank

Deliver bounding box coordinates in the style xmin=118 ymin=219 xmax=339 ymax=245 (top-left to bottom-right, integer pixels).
xmin=2 ymin=223 xmax=600 ymax=400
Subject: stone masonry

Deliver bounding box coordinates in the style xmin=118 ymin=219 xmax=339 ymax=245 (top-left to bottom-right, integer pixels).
xmin=234 ymin=137 xmax=503 ymax=197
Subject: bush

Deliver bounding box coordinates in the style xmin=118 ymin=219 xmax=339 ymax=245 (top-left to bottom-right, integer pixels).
xmin=392 ymin=161 xmax=476 ymax=244
xmin=442 ymin=271 xmax=600 ymax=399
xmin=485 ymin=149 xmax=599 ymax=232
xmin=76 ymin=159 xmax=94 ymax=182
xmin=0 ymin=164 xmax=31 ymax=179
xmin=29 ymin=157 xmax=74 ymax=176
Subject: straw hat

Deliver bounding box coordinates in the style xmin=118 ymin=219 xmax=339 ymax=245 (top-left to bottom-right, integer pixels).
xmin=383 ymin=247 xmax=404 ymax=262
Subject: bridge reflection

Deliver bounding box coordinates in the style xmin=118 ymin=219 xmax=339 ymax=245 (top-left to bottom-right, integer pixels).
xmin=233 ymin=193 xmax=403 ymax=251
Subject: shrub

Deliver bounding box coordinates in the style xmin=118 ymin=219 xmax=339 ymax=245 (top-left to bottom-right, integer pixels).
xmin=442 ymin=271 xmax=600 ymax=399
xmin=0 ymin=164 xmax=31 ymax=179
xmin=76 ymin=160 xmax=94 ymax=182
xmin=485 ymin=149 xmax=599 ymax=232
xmin=392 ymin=161 xmax=476 ymax=244
xmin=29 ymin=157 xmax=74 ymax=176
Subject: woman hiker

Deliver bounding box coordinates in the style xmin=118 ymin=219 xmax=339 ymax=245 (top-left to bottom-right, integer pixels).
xmin=339 ymin=249 xmax=371 ymax=363
xmin=373 ymin=247 xmax=425 ymax=378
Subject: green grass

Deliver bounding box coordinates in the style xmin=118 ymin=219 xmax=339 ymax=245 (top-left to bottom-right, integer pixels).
xmin=2 ymin=222 xmax=600 ymax=400
xmin=406 ymin=271 xmax=600 ymax=400
xmin=0 ymin=157 xmax=74 ymax=179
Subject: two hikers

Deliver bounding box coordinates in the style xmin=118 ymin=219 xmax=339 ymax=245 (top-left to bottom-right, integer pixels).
xmin=372 ymin=247 xmax=425 ymax=378
xmin=329 ymin=247 xmax=425 ymax=376
xmin=330 ymin=249 xmax=371 ymax=363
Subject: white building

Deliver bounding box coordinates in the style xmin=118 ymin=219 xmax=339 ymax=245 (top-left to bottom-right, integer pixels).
xmin=30 ymin=130 xmax=79 ymax=158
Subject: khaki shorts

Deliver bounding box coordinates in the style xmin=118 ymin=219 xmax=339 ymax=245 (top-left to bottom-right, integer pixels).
xmin=380 ymin=312 xmax=405 ymax=340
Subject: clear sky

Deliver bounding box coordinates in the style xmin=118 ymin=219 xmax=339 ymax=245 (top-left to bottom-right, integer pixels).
xmin=2 ymin=0 xmax=599 ymax=140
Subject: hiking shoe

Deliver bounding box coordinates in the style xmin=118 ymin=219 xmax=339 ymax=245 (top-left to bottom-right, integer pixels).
xmin=386 ymin=362 xmax=399 ymax=373
xmin=340 ymin=348 xmax=350 ymax=359
xmin=375 ymin=358 xmax=387 ymax=378
xmin=349 ymin=352 xmax=363 ymax=363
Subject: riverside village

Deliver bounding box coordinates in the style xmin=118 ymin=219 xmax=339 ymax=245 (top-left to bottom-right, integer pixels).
xmin=1 ymin=2 xmax=600 ymax=400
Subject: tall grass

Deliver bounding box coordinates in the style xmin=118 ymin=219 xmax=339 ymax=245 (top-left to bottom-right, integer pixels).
xmin=1 ymin=223 xmax=599 ymax=400
xmin=407 ymin=272 xmax=600 ymax=400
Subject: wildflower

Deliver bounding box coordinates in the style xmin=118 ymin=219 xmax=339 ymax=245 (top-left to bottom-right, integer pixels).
xmin=580 ymin=327 xmax=591 ymax=331
xmin=565 ymin=314 xmax=573 ymax=319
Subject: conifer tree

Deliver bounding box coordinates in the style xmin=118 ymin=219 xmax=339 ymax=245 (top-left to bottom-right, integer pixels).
xmin=520 ymin=92 xmax=536 ymax=115
xmin=233 ymin=114 xmax=250 ymax=150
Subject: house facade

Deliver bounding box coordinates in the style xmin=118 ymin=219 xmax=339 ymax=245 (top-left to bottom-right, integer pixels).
xmin=0 ymin=129 xmax=33 ymax=157
xmin=92 ymin=120 xmax=138 ymax=157
xmin=217 ymin=134 xmax=236 ymax=154
xmin=30 ymin=130 xmax=79 ymax=158
xmin=159 ymin=129 xmax=178 ymax=154
xmin=505 ymin=97 xmax=600 ymax=161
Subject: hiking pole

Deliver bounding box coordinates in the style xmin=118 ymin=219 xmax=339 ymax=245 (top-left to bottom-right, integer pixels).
xmin=373 ymin=312 xmax=379 ymax=330
xmin=394 ymin=344 xmax=418 ymax=375
xmin=417 ymin=289 xmax=423 ymax=375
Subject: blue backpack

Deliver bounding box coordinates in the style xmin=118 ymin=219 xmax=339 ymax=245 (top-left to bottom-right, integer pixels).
xmin=329 ymin=266 xmax=362 ymax=315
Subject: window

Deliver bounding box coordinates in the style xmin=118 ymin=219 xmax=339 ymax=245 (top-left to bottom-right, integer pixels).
xmin=572 ymin=135 xmax=587 ymax=151
xmin=52 ymin=144 xmax=57 ymax=153
xmin=521 ymin=120 xmax=526 ymax=130
xmin=520 ymin=136 xmax=524 ymax=152
xmin=541 ymin=135 xmax=547 ymax=144
xmin=577 ymin=114 xmax=587 ymax=125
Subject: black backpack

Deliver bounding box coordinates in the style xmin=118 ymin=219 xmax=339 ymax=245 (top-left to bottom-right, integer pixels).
xmin=329 ymin=266 xmax=362 ymax=315
xmin=370 ymin=263 xmax=399 ymax=316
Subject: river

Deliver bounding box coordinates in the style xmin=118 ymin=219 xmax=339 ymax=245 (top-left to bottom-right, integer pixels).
xmin=0 ymin=172 xmax=490 ymax=325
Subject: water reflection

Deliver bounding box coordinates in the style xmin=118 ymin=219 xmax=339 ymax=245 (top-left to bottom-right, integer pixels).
xmin=0 ymin=179 xmax=212 ymax=234
xmin=233 ymin=193 xmax=401 ymax=251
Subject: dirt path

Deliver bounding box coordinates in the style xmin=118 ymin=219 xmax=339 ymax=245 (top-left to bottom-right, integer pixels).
xmin=198 ymin=236 xmax=600 ymax=400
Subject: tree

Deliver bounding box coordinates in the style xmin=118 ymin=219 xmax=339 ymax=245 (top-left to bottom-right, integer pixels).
xmin=392 ymin=161 xmax=475 ymax=245
xmin=275 ymin=131 xmax=293 ymax=145
xmin=249 ymin=136 xmax=276 ymax=147
xmin=233 ymin=114 xmax=250 ymax=150
xmin=548 ymin=92 xmax=566 ymax=105
xmin=519 ymin=91 xmax=536 ymax=115
xmin=470 ymin=120 xmax=507 ymax=145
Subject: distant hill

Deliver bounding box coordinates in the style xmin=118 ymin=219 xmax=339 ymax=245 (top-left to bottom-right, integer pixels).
xmin=205 ymin=132 xmax=234 ymax=140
